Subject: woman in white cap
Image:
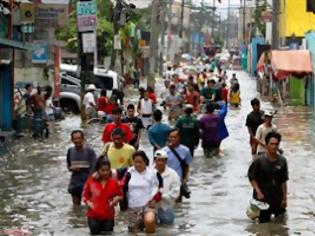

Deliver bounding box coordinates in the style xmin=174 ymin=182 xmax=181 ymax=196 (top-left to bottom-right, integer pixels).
xmin=154 ymin=150 xmax=181 ymax=225
xmin=83 ymin=84 xmax=97 ymax=119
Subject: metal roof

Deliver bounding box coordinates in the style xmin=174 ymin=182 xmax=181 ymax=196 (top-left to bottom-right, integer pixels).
xmin=0 ymin=38 xmax=37 ymax=51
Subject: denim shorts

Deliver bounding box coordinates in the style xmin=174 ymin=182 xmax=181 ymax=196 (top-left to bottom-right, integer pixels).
xmin=157 ymin=208 xmax=175 ymax=225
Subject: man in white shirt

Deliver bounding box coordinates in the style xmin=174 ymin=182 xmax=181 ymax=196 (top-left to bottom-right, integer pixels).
xmin=154 ymin=150 xmax=181 ymax=225
xmin=83 ymin=84 xmax=97 ymax=119
xmin=255 ymin=111 xmax=277 ymax=155
xmin=138 ymin=90 xmax=154 ymax=128
xmin=165 ymin=65 xmax=174 ymax=80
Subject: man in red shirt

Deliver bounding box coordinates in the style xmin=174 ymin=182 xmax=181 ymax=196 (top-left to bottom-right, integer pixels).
xmin=221 ymin=83 xmax=228 ymax=104
xmin=102 ymin=107 xmax=134 ymax=144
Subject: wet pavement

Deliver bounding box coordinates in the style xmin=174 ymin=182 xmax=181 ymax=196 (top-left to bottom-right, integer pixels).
xmin=0 ymin=71 xmax=315 ymax=236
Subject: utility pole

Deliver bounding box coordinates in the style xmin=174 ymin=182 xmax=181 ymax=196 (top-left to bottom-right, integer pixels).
xmin=179 ymin=0 xmax=185 ymax=38
xmin=159 ymin=1 xmax=166 ymax=76
xmin=110 ymin=0 xmax=123 ymax=71
xmin=77 ymin=0 xmax=88 ymax=124
xmin=272 ymin=0 xmax=280 ymax=49
xmin=166 ymin=0 xmax=174 ymax=61
xmin=219 ymin=12 xmax=222 ymax=42
xmin=226 ymin=0 xmax=230 ymax=48
xmin=148 ymin=0 xmax=160 ymax=86
xmin=243 ymin=0 xmax=246 ymax=44
xmin=211 ymin=0 xmax=216 ymax=37
xmin=179 ymin=0 xmax=185 ymax=56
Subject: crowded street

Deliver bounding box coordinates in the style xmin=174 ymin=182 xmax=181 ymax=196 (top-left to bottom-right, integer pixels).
xmin=0 ymin=71 xmax=314 ymax=235
xmin=1 ymin=0 xmax=315 ymax=235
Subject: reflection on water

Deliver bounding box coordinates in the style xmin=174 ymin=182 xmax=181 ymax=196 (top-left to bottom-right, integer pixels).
xmin=0 ymin=71 xmax=314 ymax=235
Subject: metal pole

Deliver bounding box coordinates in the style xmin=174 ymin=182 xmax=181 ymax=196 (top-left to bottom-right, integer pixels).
xmin=93 ymin=29 xmax=98 ymax=66
xmin=272 ymin=0 xmax=280 ymax=49
xmin=77 ymin=0 xmax=89 ymax=124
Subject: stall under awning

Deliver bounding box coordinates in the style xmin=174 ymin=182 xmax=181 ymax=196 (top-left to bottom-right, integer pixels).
xmin=271 ymin=50 xmax=313 ymax=80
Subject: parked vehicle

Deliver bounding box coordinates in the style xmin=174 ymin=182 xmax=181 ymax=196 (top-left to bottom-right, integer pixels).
xmin=59 ymin=64 xmax=124 ymax=113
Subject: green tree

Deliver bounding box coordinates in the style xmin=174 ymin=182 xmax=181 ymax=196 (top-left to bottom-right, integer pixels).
xmin=56 ymin=0 xmax=151 ymax=66
xmin=56 ymin=0 xmax=114 ymax=60
xmin=252 ymin=4 xmax=266 ymax=37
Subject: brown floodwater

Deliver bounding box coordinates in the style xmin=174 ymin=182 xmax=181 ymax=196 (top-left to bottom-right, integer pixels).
xmin=0 ymin=71 xmax=314 ymax=235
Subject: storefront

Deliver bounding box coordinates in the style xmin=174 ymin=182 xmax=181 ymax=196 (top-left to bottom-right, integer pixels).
xmin=0 ymin=38 xmax=35 ymax=132
xmin=256 ymin=50 xmax=313 ymax=105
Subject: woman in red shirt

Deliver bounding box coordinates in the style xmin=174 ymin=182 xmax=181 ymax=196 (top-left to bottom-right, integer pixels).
xmin=83 ymin=156 xmax=123 ymax=235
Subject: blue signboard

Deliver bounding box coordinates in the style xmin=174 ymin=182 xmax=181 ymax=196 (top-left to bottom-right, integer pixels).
xmin=32 ymin=44 xmax=48 ymax=64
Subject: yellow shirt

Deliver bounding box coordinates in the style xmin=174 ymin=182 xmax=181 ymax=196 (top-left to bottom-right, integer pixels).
xmin=101 ymin=143 xmax=135 ymax=169
xmin=230 ymin=91 xmax=241 ymax=104
xmin=197 ymin=74 xmax=204 ymax=85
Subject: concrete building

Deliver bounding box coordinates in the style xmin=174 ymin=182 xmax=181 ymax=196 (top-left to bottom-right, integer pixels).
xmin=279 ymin=0 xmax=315 ymax=47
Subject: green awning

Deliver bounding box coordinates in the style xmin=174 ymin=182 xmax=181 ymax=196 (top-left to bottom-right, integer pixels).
xmin=0 ymin=38 xmax=37 ymax=51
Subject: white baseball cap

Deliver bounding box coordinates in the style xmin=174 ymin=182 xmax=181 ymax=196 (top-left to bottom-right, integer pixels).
xmin=264 ymin=110 xmax=274 ymax=117
xmin=154 ymin=150 xmax=168 ymax=159
xmin=87 ymin=84 xmax=96 ymax=91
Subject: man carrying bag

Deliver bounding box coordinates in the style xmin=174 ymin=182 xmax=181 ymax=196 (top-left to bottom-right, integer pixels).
xmin=162 ymin=129 xmax=193 ymax=201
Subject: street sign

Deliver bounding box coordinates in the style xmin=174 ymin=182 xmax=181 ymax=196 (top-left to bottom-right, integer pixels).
xmin=77 ymin=1 xmax=96 ymax=15
xmin=77 ymin=0 xmax=97 ymax=32
xmin=114 ymin=34 xmax=121 ymax=50
xmin=32 ymin=44 xmax=48 ymax=64
xmin=82 ymin=32 xmax=96 ymax=53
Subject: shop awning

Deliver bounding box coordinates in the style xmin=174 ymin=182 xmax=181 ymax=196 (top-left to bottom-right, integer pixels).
xmin=271 ymin=50 xmax=312 ymax=80
xmin=0 ymin=38 xmax=37 ymax=51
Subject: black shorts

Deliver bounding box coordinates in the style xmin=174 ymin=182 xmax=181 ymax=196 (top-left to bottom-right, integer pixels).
xmin=68 ymin=186 xmax=83 ymax=198
xmin=88 ymin=218 xmax=114 ymax=235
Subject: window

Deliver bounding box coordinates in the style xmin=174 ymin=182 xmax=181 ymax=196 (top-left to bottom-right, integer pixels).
xmin=94 ymin=76 xmax=113 ymax=90
xmin=61 ymin=78 xmax=78 ymax=86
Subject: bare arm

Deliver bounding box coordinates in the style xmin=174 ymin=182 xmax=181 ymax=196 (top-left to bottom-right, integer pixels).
xmin=183 ymin=166 xmax=190 ymax=183
xmin=247 ymin=127 xmax=254 ymax=138
xmin=281 ymin=182 xmax=288 ymax=208
xmin=250 ymin=180 xmax=264 ymax=200
xmin=135 ymin=130 xmax=142 ymax=147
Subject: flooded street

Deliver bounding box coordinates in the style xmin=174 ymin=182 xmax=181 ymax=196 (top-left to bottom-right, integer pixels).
xmin=1 ymin=71 xmax=314 ymax=236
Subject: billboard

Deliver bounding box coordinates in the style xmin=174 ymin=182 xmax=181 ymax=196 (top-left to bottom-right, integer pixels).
xmin=32 ymin=44 xmax=48 ymax=64
xmin=35 ymin=4 xmax=69 ymax=27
